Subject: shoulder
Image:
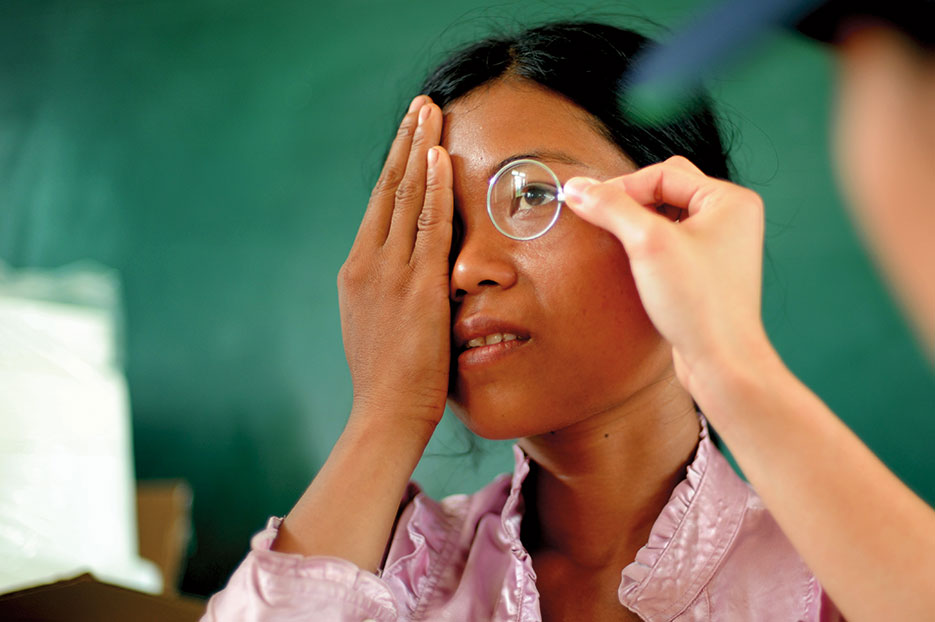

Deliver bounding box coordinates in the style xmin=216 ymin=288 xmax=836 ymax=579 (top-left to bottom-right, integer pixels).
xmin=704 ymin=447 xmax=843 ymax=621
xmin=390 ymin=472 xmax=514 ymax=552
xmin=621 ymin=428 xmax=842 ymax=621
xmin=384 ymin=445 xmax=529 ymax=565
xmin=377 ymin=473 xmax=515 ymax=612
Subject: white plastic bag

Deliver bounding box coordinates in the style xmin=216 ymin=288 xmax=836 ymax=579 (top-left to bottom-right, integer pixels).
xmin=0 ymin=260 xmax=160 ymax=594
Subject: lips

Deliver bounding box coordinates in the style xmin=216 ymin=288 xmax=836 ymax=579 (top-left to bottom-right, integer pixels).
xmin=453 ymin=315 xmax=531 ymax=355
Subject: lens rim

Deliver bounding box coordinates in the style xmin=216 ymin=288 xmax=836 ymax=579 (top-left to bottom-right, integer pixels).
xmin=486 ymin=158 xmax=565 ymax=241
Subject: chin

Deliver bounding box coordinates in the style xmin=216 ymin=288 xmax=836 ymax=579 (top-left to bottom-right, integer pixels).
xmin=447 ymin=390 xmax=577 ymax=441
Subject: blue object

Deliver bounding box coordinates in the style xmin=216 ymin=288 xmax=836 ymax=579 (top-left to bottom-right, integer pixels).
xmin=623 ymin=0 xmax=934 ymax=122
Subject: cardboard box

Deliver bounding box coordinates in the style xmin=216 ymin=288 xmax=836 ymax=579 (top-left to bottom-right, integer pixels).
xmin=0 ymin=573 xmax=205 ymax=621
xmin=0 ymin=480 xmax=205 ymax=620
xmin=136 ymin=479 xmax=194 ymax=595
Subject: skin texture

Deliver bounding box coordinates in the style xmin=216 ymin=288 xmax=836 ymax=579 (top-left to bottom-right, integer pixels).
xmin=561 ymin=28 xmax=935 ymax=621
xmin=444 ymin=78 xmax=685 ymax=440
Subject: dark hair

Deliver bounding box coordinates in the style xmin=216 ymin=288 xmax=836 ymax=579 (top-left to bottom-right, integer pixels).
xmin=419 ymin=20 xmax=732 ymax=180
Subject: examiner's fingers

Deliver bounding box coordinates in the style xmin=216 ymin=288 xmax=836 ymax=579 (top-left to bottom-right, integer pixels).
xmin=356 ymin=95 xmax=429 ymax=248
xmin=386 ymin=102 xmax=443 ymax=254
xmin=410 ymin=146 xmax=453 ymax=267
xmin=614 ymin=157 xmax=713 ymax=215
xmin=563 ymin=176 xmax=668 ymax=252
xmin=564 ymin=155 xmax=761 ymax=250
xmin=613 ymin=156 xmax=751 ymax=220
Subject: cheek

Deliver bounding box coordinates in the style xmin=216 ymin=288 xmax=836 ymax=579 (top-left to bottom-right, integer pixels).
xmin=451 ymin=233 xmax=668 ymax=440
xmin=546 ymin=237 xmax=661 ymax=382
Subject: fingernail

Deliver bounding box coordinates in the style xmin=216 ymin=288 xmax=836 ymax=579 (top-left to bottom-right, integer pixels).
xmin=408 ymin=95 xmax=426 ymax=113
xmin=418 ymin=104 xmax=431 ymax=125
xmin=563 ymin=177 xmax=600 ymax=203
xmin=427 ymin=146 xmax=439 ymax=167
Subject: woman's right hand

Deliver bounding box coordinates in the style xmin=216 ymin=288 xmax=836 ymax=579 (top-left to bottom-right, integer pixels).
xmin=338 ymin=95 xmax=454 ymax=431
xmin=269 ymin=96 xmax=452 ymax=567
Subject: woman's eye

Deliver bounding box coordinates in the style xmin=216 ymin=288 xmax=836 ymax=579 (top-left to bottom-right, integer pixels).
xmin=512 ymin=183 xmax=557 ymax=215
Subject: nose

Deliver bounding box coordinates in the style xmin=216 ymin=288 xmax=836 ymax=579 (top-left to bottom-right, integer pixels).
xmin=449 ymin=230 xmax=519 ymax=302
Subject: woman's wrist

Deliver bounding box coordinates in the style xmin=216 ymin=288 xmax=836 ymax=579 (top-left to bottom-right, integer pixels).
xmin=345 ymin=400 xmax=441 ymax=449
xmin=270 ymin=404 xmax=437 ymax=565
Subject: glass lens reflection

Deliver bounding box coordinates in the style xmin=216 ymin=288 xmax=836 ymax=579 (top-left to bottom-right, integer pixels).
xmin=487 ymin=159 xmax=563 ymax=240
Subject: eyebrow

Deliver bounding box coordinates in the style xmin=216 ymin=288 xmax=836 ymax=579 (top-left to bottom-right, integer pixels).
xmin=489 ymin=151 xmax=588 ymax=179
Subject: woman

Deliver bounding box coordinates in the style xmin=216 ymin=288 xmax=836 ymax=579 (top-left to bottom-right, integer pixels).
xmin=204 ymin=22 xmax=841 ymax=621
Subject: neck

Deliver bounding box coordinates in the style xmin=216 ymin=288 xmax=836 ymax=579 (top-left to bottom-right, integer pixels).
xmin=518 ymin=370 xmax=700 ymax=570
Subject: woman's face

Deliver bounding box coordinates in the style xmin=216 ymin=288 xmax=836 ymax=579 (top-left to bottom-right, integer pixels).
xmin=444 ymin=78 xmax=675 ymax=440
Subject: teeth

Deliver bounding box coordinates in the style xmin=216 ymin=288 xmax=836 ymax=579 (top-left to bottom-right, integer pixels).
xmin=465 ymin=333 xmax=520 ymax=349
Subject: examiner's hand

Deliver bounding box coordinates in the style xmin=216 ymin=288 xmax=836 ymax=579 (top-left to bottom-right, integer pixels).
xmin=563 ymin=156 xmax=769 ymax=394
xmin=338 ymin=95 xmax=453 ymax=429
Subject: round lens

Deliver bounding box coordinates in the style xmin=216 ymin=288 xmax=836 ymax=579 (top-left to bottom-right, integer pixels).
xmin=487 ymin=159 xmax=564 ymax=240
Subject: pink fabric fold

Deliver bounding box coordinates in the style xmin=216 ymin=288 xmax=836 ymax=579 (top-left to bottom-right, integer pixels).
xmin=204 ymin=417 xmax=841 ymax=621
xmin=204 ymin=517 xmax=399 ymax=621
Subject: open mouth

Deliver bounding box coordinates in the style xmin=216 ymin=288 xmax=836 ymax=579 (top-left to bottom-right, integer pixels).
xmin=462 ymin=332 xmax=527 ymax=351
xmin=454 ymin=332 xmax=531 ymax=369
xmin=452 ymin=315 xmax=532 ymax=367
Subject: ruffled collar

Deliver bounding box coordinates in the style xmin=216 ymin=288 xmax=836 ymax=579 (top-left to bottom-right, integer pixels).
xmin=500 ymin=444 xmax=532 ymax=547
xmin=500 ymin=417 xmax=749 ymax=619
xmin=616 ymin=418 xmax=748 ymax=618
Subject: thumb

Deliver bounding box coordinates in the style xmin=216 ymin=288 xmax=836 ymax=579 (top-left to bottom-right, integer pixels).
xmin=564 ymin=176 xmax=662 ymax=247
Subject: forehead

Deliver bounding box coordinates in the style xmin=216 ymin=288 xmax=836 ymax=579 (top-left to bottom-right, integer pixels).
xmin=440 ymin=78 xmax=635 ymax=183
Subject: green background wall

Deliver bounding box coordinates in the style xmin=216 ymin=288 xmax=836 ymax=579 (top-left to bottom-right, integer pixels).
xmin=2 ymin=0 xmax=932 ymax=597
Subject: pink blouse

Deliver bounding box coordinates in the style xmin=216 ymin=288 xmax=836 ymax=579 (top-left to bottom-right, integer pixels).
xmin=204 ymin=421 xmax=842 ymax=621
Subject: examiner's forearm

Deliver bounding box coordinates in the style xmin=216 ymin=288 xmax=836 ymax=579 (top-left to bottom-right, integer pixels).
xmin=694 ymin=344 xmax=935 ymax=622
xmin=271 ymin=411 xmax=436 ymax=573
